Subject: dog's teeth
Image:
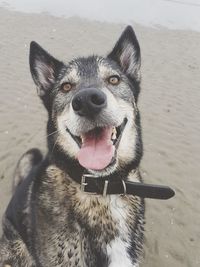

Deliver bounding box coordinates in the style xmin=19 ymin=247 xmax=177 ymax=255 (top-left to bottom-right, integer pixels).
xmin=111 ymin=128 xmax=117 ymax=140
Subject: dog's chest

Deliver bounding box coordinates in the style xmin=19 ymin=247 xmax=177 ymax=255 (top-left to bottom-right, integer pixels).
xmin=106 ymin=196 xmax=133 ymax=267
xmin=36 ymin=182 xmax=141 ymax=267
xmin=72 ymin=194 xmax=134 ymax=266
xmin=40 ymin=167 xmax=140 ymax=266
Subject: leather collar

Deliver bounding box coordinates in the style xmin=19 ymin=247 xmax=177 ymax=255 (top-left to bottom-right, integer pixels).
xmin=80 ymin=174 xmax=175 ymax=200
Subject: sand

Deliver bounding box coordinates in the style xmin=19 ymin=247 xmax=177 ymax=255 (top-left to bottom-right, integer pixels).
xmin=0 ymin=7 xmax=200 ymax=267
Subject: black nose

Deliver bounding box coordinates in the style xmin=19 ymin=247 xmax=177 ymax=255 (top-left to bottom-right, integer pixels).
xmin=72 ymin=88 xmax=107 ymax=117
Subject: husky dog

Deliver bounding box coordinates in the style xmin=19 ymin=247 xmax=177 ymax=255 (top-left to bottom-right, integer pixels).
xmin=0 ymin=26 xmax=145 ymax=267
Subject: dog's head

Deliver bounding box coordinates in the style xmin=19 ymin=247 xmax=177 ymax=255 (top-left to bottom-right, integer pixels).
xmin=29 ymin=26 xmax=142 ymax=177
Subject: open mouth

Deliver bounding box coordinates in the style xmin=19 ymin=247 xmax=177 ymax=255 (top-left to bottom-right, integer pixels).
xmin=66 ymin=118 xmax=127 ymax=170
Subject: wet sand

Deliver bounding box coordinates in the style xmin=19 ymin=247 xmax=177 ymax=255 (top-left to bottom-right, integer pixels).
xmin=0 ymin=7 xmax=200 ymax=267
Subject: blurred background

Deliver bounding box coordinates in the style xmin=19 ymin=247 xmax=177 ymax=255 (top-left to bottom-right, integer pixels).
xmin=0 ymin=0 xmax=200 ymax=266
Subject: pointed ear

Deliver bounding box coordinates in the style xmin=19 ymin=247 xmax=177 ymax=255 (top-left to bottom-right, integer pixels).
xmin=107 ymin=26 xmax=141 ymax=81
xmin=29 ymin=41 xmax=64 ymax=96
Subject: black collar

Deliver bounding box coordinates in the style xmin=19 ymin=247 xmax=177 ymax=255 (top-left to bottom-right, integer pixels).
xmin=50 ymin=152 xmax=175 ymax=200
xmin=80 ymin=174 xmax=175 ymax=200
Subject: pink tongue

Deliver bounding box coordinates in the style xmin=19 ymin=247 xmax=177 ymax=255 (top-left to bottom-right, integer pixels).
xmin=77 ymin=127 xmax=115 ymax=170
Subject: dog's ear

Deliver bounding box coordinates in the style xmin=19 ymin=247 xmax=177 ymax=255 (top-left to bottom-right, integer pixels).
xmin=107 ymin=26 xmax=141 ymax=81
xmin=29 ymin=41 xmax=64 ymax=97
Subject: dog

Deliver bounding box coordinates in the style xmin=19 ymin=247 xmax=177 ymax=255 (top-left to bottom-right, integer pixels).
xmin=0 ymin=26 xmax=145 ymax=267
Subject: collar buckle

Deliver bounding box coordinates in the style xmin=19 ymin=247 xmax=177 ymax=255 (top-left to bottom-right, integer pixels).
xmin=80 ymin=174 xmax=88 ymax=192
xmin=80 ymin=174 xmax=109 ymax=196
xmin=80 ymin=174 xmax=98 ymax=195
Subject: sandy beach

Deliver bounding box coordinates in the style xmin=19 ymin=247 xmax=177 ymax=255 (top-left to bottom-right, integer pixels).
xmin=0 ymin=6 xmax=200 ymax=267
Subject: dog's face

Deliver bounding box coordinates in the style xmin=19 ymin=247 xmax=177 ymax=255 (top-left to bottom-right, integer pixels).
xmin=29 ymin=26 xmax=142 ymax=176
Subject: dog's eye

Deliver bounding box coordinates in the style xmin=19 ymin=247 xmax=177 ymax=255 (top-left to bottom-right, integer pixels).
xmin=61 ymin=82 xmax=73 ymax=92
xmin=108 ymin=75 xmax=120 ymax=85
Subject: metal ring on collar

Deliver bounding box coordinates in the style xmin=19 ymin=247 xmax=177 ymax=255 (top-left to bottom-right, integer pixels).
xmin=121 ymin=180 xmax=127 ymax=196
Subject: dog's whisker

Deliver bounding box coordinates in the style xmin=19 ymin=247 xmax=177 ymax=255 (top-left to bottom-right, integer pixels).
xmin=51 ymin=135 xmax=59 ymax=154
xmin=3 ymin=128 xmax=61 ymax=156
xmin=46 ymin=130 xmax=60 ymax=138
xmin=2 ymin=126 xmax=44 ymax=155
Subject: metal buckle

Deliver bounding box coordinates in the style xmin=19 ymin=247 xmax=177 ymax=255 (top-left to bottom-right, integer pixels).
xmin=81 ymin=174 xmax=109 ymax=196
xmin=80 ymin=174 xmax=99 ymax=195
xmin=80 ymin=174 xmax=87 ymax=192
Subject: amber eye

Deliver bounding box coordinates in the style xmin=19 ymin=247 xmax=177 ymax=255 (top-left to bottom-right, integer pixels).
xmin=108 ymin=75 xmax=120 ymax=85
xmin=61 ymin=82 xmax=73 ymax=92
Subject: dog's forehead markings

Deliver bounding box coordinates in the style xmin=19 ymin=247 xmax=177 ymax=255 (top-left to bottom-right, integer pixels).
xmin=98 ymin=63 xmax=119 ymax=78
xmin=61 ymin=64 xmax=80 ymax=83
xmin=62 ymin=56 xmax=100 ymax=83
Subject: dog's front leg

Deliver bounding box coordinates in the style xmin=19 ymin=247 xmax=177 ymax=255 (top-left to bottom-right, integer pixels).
xmin=0 ymin=234 xmax=35 ymax=267
xmin=0 ymin=217 xmax=35 ymax=267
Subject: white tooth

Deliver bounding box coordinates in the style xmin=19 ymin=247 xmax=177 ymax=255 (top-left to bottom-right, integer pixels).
xmin=111 ymin=128 xmax=117 ymax=140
